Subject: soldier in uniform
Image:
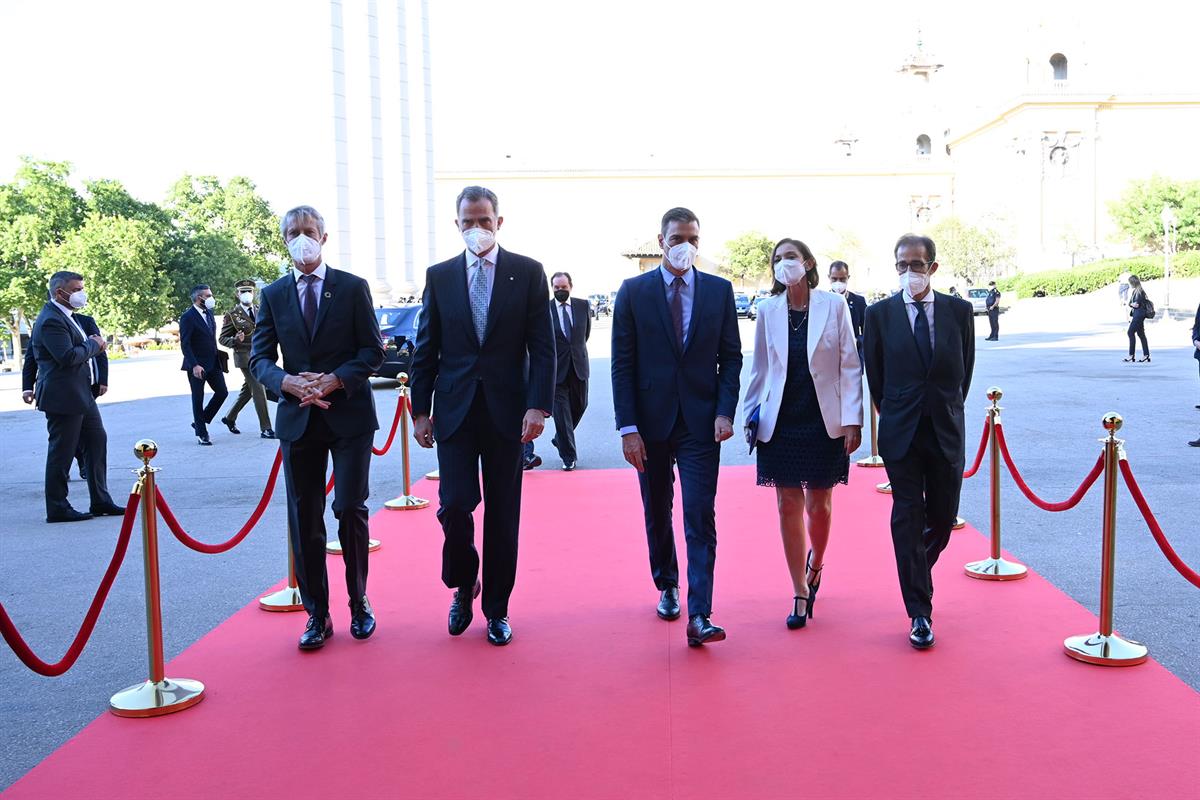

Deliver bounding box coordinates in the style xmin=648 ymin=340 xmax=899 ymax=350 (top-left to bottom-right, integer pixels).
xmin=220 ymin=279 xmax=275 ymax=438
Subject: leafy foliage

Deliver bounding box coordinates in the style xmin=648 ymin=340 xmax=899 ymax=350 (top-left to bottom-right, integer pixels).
xmin=926 ymin=216 xmax=1014 ymax=285
xmin=1107 ymin=176 xmax=1200 ymax=252
xmin=996 ymin=252 xmax=1200 ymax=298
xmin=720 ymin=232 xmax=775 ymax=286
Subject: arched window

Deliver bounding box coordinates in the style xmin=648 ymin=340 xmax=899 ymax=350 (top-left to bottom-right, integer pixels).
xmin=916 ymin=134 xmax=931 ymax=156
xmin=1050 ymin=53 xmax=1068 ymax=81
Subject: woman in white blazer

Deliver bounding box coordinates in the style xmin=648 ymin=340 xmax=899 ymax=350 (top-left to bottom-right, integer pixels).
xmin=743 ymin=238 xmax=863 ymax=629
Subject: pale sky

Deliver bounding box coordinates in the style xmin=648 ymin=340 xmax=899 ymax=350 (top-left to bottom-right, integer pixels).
xmin=1 ymin=0 xmax=1196 ymax=216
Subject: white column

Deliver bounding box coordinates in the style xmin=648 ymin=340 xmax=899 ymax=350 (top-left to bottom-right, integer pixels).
xmin=366 ymin=0 xmax=391 ymax=301
xmin=329 ymin=0 xmax=352 ymax=269
xmin=395 ymin=0 xmax=416 ymax=296
xmin=420 ymin=0 xmax=437 ymax=269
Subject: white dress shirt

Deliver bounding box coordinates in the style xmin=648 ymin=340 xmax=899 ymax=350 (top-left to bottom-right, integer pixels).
xmin=556 ymin=299 xmax=574 ymax=336
xmin=294 ymin=262 xmax=328 ymax=317
xmin=902 ymin=289 xmax=936 ymax=352
xmin=660 ymin=263 xmax=694 ymax=346
xmin=465 ymin=247 xmax=498 ymax=302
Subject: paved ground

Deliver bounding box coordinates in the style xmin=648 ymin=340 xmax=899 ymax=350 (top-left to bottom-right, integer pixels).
xmin=2 ymin=286 xmax=1198 ymax=790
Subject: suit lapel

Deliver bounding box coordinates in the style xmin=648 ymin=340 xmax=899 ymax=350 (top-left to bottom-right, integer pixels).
xmin=280 ymin=275 xmax=304 ymax=339
xmin=649 ymin=269 xmax=681 ymax=359
xmin=483 ymin=248 xmax=516 ymax=344
xmin=931 ymin=292 xmax=952 ymax=370
xmin=683 ymin=270 xmax=704 ymax=354
xmin=768 ymin=295 xmax=788 ymax=367
xmin=889 ymin=293 xmax=922 ymax=366
xmin=806 ymin=291 xmax=830 ymax=364
xmin=310 ymin=268 xmax=338 ymax=340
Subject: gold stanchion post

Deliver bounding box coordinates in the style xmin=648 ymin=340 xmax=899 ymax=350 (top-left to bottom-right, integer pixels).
xmin=385 ymin=373 xmax=429 ymax=511
xmin=965 ymin=387 xmax=1027 ymax=580
xmin=857 ymin=399 xmax=885 ymax=468
xmin=109 ymin=440 xmax=205 ymax=717
xmin=1064 ymin=413 xmax=1148 ymax=666
xmin=259 ymin=536 xmax=304 ymax=612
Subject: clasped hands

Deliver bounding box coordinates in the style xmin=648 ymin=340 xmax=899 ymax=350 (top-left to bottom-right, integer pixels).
xmin=282 ymin=371 xmax=343 ymax=409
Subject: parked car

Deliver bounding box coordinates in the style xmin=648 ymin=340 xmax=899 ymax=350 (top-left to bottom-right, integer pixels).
xmin=735 ymin=293 xmax=753 ymax=318
xmin=373 ymin=305 xmax=421 ymax=379
xmin=589 ymin=293 xmax=611 ymax=317
xmin=966 ymin=288 xmax=1006 ymax=316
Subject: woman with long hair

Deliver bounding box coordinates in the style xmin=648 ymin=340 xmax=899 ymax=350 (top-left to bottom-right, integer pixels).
xmin=743 ymin=238 xmax=862 ymax=629
xmin=1125 ymin=274 xmax=1151 ymax=362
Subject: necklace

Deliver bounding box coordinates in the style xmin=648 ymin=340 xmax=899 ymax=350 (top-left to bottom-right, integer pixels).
xmin=788 ymin=305 xmax=809 ymax=332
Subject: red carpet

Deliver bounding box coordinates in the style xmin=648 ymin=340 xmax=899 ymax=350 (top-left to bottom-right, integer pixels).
xmin=5 ymin=466 xmax=1198 ymax=799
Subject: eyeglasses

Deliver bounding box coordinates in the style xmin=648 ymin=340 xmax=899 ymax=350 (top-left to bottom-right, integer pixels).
xmin=895 ymin=260 xmax=933 ymax=274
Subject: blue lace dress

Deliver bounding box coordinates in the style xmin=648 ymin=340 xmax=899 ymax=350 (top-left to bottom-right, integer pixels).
xmin=756 ymin=309 xmax=850 ymax=489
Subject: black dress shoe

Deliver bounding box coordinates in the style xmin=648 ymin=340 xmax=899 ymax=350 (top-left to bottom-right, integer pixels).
xmin=656 ymin=587 xmax=681 ymax=620
xmin=46 ymin=508 xmax=93 ymax=523
xmin=486 ymin=617 xmax=513 ymax=646
xmin=221 ymin=417 xmax=241 ymax=434
xmin=562 ymin=460 xmax=576 ymax=471
xmin=197 ymin=435 xmax=212 ymax=446
xmin=350 ymin=596 xmax=376 ymax=640
xmin=448 ymin=580 xmax=481 ymax=636
xmin=298 ymin=614 xmax=334 ymax=650
xmin=522 ymin=455 xmax=542 ymax=470
xmin=686 ymin=614 xmax=726 ymax=646
xmin=1189 ymin=438 xmax=1200 ymax=447
xmin=89 ymin=502 xmax=126 ymax=517
xmin=909 ymin=616 xmax=935 ymax=650
xmin=261 ymin=429 xmax=277 ymax=439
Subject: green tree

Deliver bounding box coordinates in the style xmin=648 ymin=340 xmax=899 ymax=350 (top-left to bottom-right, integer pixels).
xmin=39 ymin=215 xmax=173 ymax=335
xmin=167 ymin=232 xmax=256 ymax=315
xmin=720 ymin=231 xmax=774 ymax=287
xmin=165 ymin=174 xmax=287 ymax=282
xmin=1107 ymin=175 xmax=1200 ymax=252
xmin=926 ymin=216 xmax=1014 ymax=285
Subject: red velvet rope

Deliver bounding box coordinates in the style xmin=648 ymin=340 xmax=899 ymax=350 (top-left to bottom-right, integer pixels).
xmin=0 ymin=493 xmax=139 ymax=676
xmin=326 ymin=474 xmax=335 ymax=495
xmin=962 ymin=417 xmax=991 ymax=479
xmin=156 ymin=448 xmax=283 ymax=554
xmin=995 ymin=424 xmax=1105 ymax=512
xmin=1119 ymin=460 xmax=1200 ymax=589
xmin=371 ymin=394 xmax=405 ymax=456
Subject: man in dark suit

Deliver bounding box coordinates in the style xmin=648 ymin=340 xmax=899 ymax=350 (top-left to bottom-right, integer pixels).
xmin=611 ymin=207 xmax=742 ymax=647
xmin=523 ymin=271 xmax=591 ymax=471
xmin=218 ymin=279 xmax=275 ymax=438
xmin=27 ymin=271 xmax=125 ymax=522
xmin=1189 ymin=302 xmax=1200 ymax=447
xmin=23 ymin=307 xmax=109 ymax=480
xmin=251 ymin=205 xmax=385 ymax=650
xmin=864 ymin=233 xmax=975 ymax=649
xmin=829 ymin=260 xmax=867 ymax=358
xmin=179 ymin=285 xmax=229 ymax=445
xmin=984 ymin=281 xmax=1001 ymax=341
xmin=411 ymin=186 xmax=555 ymax=646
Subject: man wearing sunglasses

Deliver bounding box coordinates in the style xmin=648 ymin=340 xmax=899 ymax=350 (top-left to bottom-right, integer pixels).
xmin=863 ymin=234 xmax=975 ymax=650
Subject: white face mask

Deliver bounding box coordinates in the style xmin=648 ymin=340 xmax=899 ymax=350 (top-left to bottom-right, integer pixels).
xmin=462 ymin=227 xmax=496 ymax=256
xmin=239 ymin=291 xmax=253 ymax=305
xmin=830 ymin=281 xmax=848 ymax=295
xmin=665 ymin=242 xmax=697 ymax=272
xmin=902 ymin=269 xmax=930 ymax=296
xmin=203 ymin=296 xmax=216 ymax=310
xmin=65 ymin=290 xmax=87 ymax=309
xmin=774 ymin=258 xmax=808 ymax=286
xmin=287 ymin=233 xmax=322 ymax=266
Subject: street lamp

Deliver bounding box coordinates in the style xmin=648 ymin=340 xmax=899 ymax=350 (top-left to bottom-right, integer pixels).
xmin=1161 ymin=204 xmax=1178 ymax=318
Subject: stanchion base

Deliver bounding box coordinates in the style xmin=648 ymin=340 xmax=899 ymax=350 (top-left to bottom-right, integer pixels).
xmin=1063 ymin=632 xmax=1148 ymax=666
xmin=964 ymin=557 xmax=1028 ymax=580
xmin=953 ymin=517 xmax=967 ymax=530
xmin=109 ymin=678 xmax=205 ymax=718
xmin=384 ymin=494 xmax=430 ymax=511
xmin=425 ymin=470 xmax=440 ymax=481
xmin=875 ymin=481 xmax=892 ymax=494
xmin=326 ymin=538 xmax=382 ymax=555
xmin=258 ymin=585 xmax=304 ymax=612
xmin=856 ymin=456 xmax=885 ymax=468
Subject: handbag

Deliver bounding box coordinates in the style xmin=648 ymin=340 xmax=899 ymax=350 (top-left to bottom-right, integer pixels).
xmin=1143 ymin=297 xmax=1156 ymax=319
xmin=745 ymin=406 xmax=760 ymax=455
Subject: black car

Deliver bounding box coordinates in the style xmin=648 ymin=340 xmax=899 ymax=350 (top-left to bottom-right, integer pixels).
xmin=373 ymin=305 xmax=422 ymax=379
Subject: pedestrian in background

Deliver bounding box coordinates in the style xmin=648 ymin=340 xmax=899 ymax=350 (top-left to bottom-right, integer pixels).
xmin=180 ymin=285 xmax=229 ymax=444
xmin=828 ymin=260 xmax=866 ymax=359
xmin=1123 ymin=274 xmax=1151 ymax=363
xmin=984 ymin=280 xmax=1001 ymax=341
xmin=219 ymin=279 xmax=275 ymax=439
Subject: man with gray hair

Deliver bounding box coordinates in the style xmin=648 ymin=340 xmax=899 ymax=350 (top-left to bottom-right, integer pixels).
xmin=28 ymin=271 xmax=124 ymax=522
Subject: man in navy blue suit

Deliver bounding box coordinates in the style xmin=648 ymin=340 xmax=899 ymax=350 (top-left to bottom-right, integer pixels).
xmin=179 ymin=285 xmax=228 ymax=445
xmin=1190 ymin=302 xmax=1200 ymax=447
xmin=611 ymin=207 xmax=742 ymax=646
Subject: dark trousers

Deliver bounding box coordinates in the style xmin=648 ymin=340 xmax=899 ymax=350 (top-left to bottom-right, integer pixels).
xmin=1127 ymin=313 xmax=1149 ymax=357
xmin=638 ymin=413 xmax=721 ymax=617
xmin=551 ymin=372 xmax=587 ymax=462
xmin=883 ymin=415 xmax=964 ymax=619
xmin=987 ymin=308 xmax=999 ymax=338
xmin=227 ymin=364 xmax=271 ymax=430
xmin=280 ymin=410 xmax=373 ymax=618
xmin=44 ymin=404 xmax=114 ymax=517
xmin=187 ymin=368 xmax=229 ymax=436
xmin=437 ymin=389 xmax=524 ymax=619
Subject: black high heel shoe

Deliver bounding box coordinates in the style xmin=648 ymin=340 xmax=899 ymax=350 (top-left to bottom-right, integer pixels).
xmin=1139 ymin=355 xmax=1152 ymax=362
xmin=786 ymin=595 xmax=809 ymax=630
xmin=806 ymin=550 xmax=824 ymax=619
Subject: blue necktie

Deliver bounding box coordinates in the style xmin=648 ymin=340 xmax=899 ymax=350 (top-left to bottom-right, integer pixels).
xmin=560 ymin=303 xmax=572 ymax=339
xmin=470 ymin=260 xmax=489 ymax=344
xmin=913 ymin=301 xmax=933 ymax=371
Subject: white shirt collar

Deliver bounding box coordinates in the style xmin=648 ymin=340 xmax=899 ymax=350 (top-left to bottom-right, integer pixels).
xmin=902 ymin=289 xmax=934 ymax=305
xmin=466 ymin=247 xmax=498 ymax=268
xmin=293 ymin=262 xmax=328 ymax=282
xmin=660 ymin=264 xmax=694 ymax=287
xmin=52 ymin=299 xmax=77 ymax=318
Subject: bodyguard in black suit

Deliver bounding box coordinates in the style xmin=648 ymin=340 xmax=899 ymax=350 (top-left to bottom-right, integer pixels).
xmin=411 ymin=186 xmax=555 ymax=646
xmin=611 ymin=207 xmax=742 ymax=647
xmin=179 ymin=285 xmax=229 ymax=445
xmin=27 ymin=272 xmax=124 ymax=522
xmin=251 ymin=205 xmax=385 ymax=650
xmin=864 ymin=234 xmax=975 ymax=649
xmin=828 ymin=260 xmax=866 ymax=358
xmin=1189 ymin=303 xmax=1200 ymax=447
